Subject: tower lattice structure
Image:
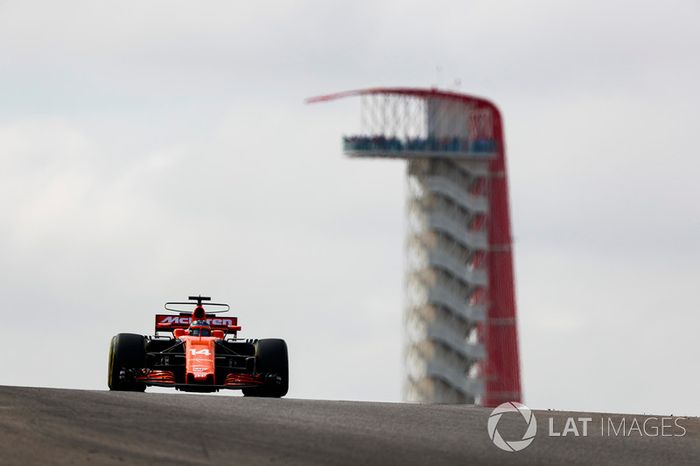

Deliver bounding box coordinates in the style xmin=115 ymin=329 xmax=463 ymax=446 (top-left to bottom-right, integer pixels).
xmin=309 ymin=88 xmax=521 ymax=406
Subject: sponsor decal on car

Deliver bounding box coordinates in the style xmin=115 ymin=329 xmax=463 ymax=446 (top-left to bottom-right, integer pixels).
xmin=155 ymin=314 xmax=237 ymax=330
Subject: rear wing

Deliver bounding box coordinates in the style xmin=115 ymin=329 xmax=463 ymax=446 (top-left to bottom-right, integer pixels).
xmin=155 ymin=314 xmax=242 ymax=335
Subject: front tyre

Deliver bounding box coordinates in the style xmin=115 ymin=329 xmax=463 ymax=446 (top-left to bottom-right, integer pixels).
xmin=108 ymin=333 xmax=147 ymax=392
xmin=243 ymin=339 xmax=289 ymax=398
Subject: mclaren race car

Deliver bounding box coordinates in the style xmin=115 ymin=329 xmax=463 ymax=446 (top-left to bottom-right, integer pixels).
xmin=108 ymin=296 xmax=288 ymax=397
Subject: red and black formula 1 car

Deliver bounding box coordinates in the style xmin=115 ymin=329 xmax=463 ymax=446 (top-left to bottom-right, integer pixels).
xmin=108 ymin=296 xmax=288 ymax=397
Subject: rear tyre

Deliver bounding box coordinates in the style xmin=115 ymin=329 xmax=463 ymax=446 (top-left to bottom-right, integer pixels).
xmin=243 ymin=339 xmax=289 ymax=398
xmin=108 ymin=333 xmax=147 ymax=392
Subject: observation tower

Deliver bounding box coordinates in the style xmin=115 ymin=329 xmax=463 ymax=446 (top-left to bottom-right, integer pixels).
xmin=308 ymin=88 xmax=520 ymax=406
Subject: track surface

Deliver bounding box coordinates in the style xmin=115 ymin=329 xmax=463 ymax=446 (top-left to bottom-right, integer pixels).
xmin=0 ymin=386 xmax=697 ymax=465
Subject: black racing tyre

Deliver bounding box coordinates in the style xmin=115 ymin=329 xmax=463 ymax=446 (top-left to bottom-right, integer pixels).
xmin=108 ymin=333 xmax=147 ymax=392
xmin=243 ymin=339 xmax=289 ymax=398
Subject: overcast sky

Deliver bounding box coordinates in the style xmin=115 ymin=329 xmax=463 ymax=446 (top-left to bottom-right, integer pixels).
xmin=0 ymin=0 xmax=698 ymax=416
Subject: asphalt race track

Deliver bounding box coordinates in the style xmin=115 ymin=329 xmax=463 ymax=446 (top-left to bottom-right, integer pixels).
xmin=0 ymin=386 xmax=697 ymax=465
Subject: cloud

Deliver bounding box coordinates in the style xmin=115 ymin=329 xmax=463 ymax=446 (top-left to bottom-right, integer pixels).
xmin=0 ymin=0 xmax=697 ymax=415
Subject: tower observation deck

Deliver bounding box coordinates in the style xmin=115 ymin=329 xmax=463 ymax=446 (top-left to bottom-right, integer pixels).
xmin=308 ymin=88 xmax=521 ymax=406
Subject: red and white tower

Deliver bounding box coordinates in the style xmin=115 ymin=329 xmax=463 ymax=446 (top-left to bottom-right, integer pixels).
xmin=308 ymin=88 xmax=521 ymax=406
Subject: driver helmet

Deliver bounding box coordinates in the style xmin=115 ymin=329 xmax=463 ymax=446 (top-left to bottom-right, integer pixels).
xmin=189 ymin=319 xmax=212 ymax=337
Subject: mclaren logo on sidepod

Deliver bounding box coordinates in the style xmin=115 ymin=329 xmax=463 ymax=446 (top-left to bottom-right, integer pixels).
xmin=487 ymin=402 xmax=537 ymax=452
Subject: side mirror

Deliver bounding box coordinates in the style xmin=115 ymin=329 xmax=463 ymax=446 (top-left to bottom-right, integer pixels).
xmin=173 ymin=328 xmax=185 ymax=338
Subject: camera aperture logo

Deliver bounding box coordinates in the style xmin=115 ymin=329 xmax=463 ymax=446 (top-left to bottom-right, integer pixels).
xmin=487 ymin=402 xmax=537 ymax=452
